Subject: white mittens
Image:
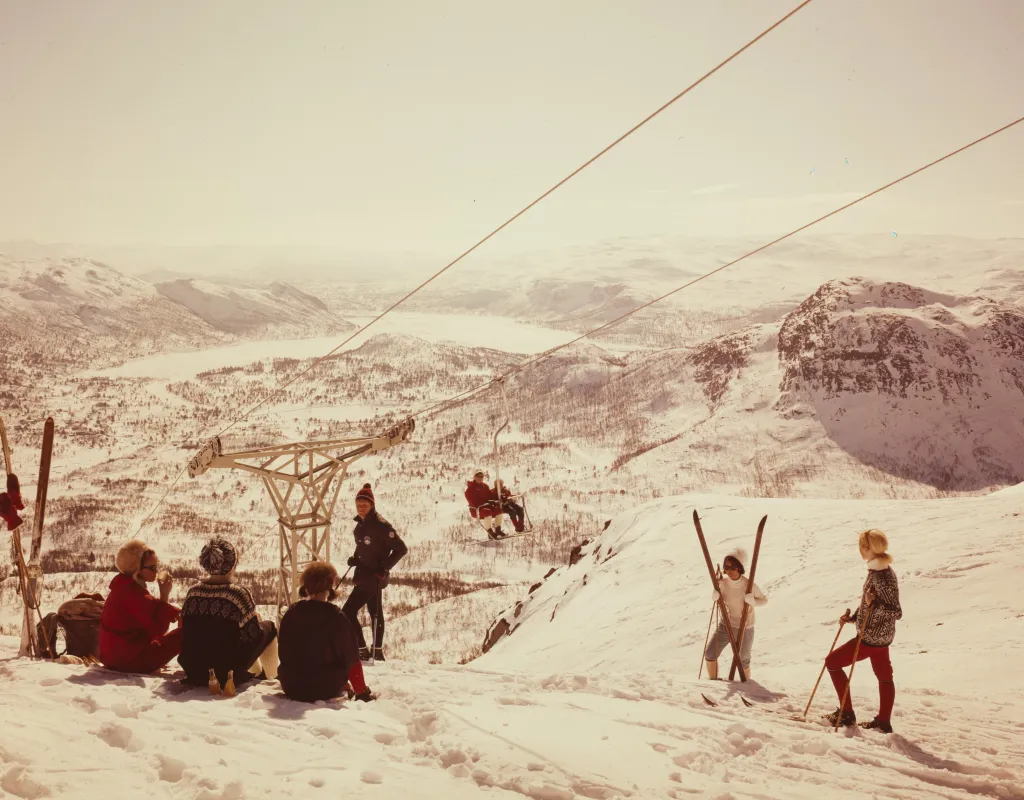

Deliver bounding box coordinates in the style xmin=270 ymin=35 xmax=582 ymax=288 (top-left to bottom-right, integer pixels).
xmin=744 ymin=593 xmax=757 ymax=606
xmin=711 ymin=590 xmax=721 ymax=603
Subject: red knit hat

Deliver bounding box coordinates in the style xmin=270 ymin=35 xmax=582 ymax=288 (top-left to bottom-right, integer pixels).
xmin=355 ymin=483 xmax=374 ymax=504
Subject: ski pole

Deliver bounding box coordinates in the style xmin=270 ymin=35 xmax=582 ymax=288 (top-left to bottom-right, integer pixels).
xmin=698 ymin=600 xmax=716 ymax=679
xmin=802 ymin=609 xmax=848 ymax=718
xmin=698 ymin=567 xmax=722 ymax=679
xmin=369 ymin=576 xmax=380 ymax=666
xmin=834 ymin=605 xmax=874 ymax=732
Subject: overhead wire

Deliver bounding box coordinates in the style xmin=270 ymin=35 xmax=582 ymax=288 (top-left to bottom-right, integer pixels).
xmin=128 ymin=0 xmax=814 ymax=535
xmin=409 ymin=115 xmax=1024 ymax=421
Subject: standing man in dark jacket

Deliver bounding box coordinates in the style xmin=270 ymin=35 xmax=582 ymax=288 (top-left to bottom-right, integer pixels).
xmin=341 ymin=483 xmax=407 ymax=661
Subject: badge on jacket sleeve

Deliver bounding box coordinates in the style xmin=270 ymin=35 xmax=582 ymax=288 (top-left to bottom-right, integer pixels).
xmin=363 ymin=536 xmax=371 ymax=545
xmin=388 ymin=531 xmax=395 ymax=538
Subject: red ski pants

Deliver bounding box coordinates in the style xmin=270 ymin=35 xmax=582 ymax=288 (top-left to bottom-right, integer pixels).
xmin=825 ymin=637 xmax=895 ymax=722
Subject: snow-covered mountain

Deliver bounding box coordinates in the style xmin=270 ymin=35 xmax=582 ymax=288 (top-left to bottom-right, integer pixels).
xmin=0 ymin=255 xmax=356 ymax=383
xmin=776 ymin=278 xmax=1024 ymax=489
xmin=506 ymin=278 xmax=1024 ymax=495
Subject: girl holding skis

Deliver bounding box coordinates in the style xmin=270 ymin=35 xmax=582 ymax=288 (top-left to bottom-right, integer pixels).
xmin=704 ymin=548 xmax=768 ymax=680
xmin=825 ymin=528 xmax=902 ymax=732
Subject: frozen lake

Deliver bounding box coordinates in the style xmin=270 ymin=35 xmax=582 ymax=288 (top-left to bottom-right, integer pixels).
xmin=87 ymin=313 xmax=583 ymax=381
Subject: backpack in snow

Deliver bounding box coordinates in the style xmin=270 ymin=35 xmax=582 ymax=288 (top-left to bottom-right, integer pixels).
xmin=36 ymin=594 xmax=104 ymax=659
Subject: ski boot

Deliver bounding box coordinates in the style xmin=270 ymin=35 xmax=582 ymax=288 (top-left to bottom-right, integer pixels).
xmin=860 ymin=717 xmax=893 ymax=733
xmin=358 ymin=646 xmax=371 ymax=661
xmin=372 ymin=647 xmax=386 ymax=662
xmin=825 ymin=708 xmax=857 ymax=727
xmin=354 ymin=688 xmax=376 ymax=703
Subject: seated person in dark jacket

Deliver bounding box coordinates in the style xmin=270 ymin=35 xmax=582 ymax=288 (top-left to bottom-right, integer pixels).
xmin=494 ymin=479 xmax=525 ymax=533
xmin=341 ymin=483 xmax=407 ymax=661
xmin=278 ymin=561 xmax=374 ymax=703
xmin=178 ymin=537 xmax=278 ymax=690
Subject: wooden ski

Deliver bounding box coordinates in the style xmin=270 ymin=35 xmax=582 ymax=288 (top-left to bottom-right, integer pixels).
xmin=24 ymin=417 xmax=55 ymax=657
xmin=0 ymin=415 xmax=11 ymax=475
xmin=729 ymin=514 xmax=767 ymax=680
xmin=692 ymin=509 xmax=747 ymax=682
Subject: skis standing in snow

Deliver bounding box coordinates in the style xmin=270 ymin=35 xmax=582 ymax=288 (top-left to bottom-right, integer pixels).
xmin=824 ymin=529 xmax=902 ymax=732
xmin=341 ymin=483 xmax=407 ymax=661
xmin=704 ymin=549 xmax=768 ymax=680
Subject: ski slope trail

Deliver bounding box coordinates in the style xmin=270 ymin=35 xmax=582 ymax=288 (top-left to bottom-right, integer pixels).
xmin=1 ymin=648 xmax=1021 ymax=799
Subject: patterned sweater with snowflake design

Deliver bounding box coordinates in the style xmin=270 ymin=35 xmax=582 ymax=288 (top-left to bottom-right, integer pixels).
xmin=181 ymin=582 xmax=261 ymax=645
xmin=852 ymin=560 xmax=902 ymax=647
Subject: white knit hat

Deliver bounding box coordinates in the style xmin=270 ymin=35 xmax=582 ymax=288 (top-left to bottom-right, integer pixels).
xmin=724 ymin=548 xmax=748 ymax=575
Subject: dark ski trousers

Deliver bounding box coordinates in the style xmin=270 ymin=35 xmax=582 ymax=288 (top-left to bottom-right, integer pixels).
xmin=341 ymin=581 xmax=385 ymax=651
xmin=826 ymin=637 xmax=895 ymax=722
xmin=502 ymin=501 xmax=525 ymax=530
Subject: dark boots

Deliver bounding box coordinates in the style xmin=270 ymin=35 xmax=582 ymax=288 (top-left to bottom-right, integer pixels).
xmin=860 ymin=717 xmax=893 ymax=733
xmin=825 ymin=708 xmax=857 ymax=727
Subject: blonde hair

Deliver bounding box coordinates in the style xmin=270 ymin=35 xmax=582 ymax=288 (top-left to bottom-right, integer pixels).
xmin=858 ymin=529 xmax=889 ymax=556
xmin=115 ymin=539 xmax=150 ymax=575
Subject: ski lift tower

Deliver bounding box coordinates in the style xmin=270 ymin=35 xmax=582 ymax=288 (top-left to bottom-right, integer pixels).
xmin=186 ymin=419 xmax=415 ymax=619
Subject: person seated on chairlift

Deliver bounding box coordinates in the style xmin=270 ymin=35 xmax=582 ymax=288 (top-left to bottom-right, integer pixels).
xmin=464 ymin=470 xmax=507 ymax=539
xmin=494 ymin=478 xmax=525 ymax=533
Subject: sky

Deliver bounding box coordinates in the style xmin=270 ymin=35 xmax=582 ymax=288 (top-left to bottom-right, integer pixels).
xmin=0 ymin=0 xmax=1021 ymax=258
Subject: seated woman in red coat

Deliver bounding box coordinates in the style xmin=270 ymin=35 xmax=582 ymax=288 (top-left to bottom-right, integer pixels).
xmin=464 ymin=470 xmax=507 ymax=539
xmin=99 ymin=539 xmax=183 ymax=673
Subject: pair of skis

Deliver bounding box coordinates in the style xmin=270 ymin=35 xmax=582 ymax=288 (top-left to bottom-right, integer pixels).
xmin=693 ymin=509 xmax=766 ymax=683
xmin=1 ymin=415 xmax=55 ymax=658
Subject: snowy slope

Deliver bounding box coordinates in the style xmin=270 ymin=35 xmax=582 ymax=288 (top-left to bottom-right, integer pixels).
xmin=0 ymin=255 xmax=226 ymax=367
xmin=2 ymin=490 xmax=1023 ymax=800
xmin=154 ymin=278 xmax=354 ymax=337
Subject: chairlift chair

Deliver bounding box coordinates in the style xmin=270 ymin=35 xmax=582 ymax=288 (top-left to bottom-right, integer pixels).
xmin=466 ymin=377 xmax=533 ymax=541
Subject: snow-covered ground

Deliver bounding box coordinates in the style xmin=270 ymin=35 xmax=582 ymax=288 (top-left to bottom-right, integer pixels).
xmin=3 ymin=487 xmax=1022 ymax=800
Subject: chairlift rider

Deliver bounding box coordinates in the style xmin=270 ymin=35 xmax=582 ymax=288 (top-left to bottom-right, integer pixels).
xmin=465 ymin=470 xmax=508 ymax=540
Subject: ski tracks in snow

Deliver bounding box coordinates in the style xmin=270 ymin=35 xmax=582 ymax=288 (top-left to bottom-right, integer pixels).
xmin=1 ymin=649 xmax=1023 ymax=800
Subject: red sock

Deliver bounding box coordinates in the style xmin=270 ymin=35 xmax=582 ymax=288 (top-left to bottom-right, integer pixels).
xmin=348 ymin=660 xmax=367 ymax=694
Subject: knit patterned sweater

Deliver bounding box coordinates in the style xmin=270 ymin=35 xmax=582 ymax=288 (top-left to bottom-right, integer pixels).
xmin=852 ymin=556 xmax=902 ymax=647
xmin=181 ymin=580 xmax=261 ymax=645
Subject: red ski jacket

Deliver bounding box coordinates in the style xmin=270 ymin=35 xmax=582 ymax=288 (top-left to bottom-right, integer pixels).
xmin=464 ymin=481 xmax=499 ymax=517
xmin=99 ymin=573 xmax=180 ymax=670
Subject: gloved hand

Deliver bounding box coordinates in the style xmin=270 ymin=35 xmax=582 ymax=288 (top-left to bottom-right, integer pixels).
xmin=347 ymin=556 xmax=358 ymax=567
xmin=744 ymin=593 xmax=757 ymax=606
xmin=711 ymin=590 xmax=720 ymax=603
